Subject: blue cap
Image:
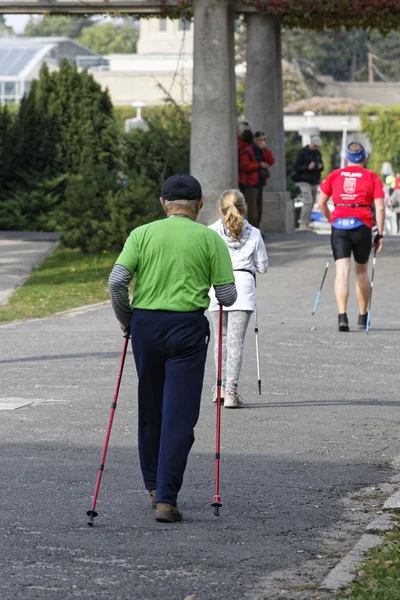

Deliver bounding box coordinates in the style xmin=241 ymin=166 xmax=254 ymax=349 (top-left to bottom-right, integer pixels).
xmin=346 ymin=143 xmax=367 ymax=164
xmin=162 ymin=174 xmax=202 ymax=201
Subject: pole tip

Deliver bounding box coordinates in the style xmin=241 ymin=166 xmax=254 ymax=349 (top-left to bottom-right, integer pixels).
xmin=86 ymin=509 xmax=98 ymax=526
xmin=211 ymin=498 xmax=222 ymax=517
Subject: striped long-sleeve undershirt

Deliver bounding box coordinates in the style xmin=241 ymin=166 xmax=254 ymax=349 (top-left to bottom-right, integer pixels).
xmin=108 ymin=265 xmax=237 ymax=327
xmin=108 ymin=265 xmax=133 ymax=328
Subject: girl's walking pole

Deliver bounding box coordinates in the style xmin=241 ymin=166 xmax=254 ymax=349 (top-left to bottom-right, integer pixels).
xmin=211 ymin=304 xmax=223 ymax=517
xmin=254 ymin=280 xmax=261 ymax=395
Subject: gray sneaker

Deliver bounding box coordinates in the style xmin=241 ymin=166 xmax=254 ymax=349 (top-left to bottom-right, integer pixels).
xmin=224 ymin=391 xmax=243 ymax=409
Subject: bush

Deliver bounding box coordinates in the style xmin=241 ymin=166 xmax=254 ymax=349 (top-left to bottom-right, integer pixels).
xmin=62 ymin=166 xmax=119 ymax=253
xmin=360 ymin=106 xmax=400 ymax=174
xmin=113 ymin=104 xmax=191 ymax=134
xmin=320 ymin=133 xmax=341 ymax=175
xmin=123 ymin=105 xmax=191 ymax=196
xmin=105 ymin=176 xmax=163 ymax=250
xmin=62 ymin=166 xmax=162 ymax=253
xmin=0 ymin=175 xmax=67 ymax=231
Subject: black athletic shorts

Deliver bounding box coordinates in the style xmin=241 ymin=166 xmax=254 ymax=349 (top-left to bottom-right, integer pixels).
xmin=331 ymin=225 xmax=372 ymax=264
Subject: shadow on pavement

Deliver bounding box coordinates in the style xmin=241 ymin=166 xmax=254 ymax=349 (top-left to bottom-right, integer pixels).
xmin=244 ymin=398 xmax=400 ymax=408
xmin=0 ymin=441 xmax=391 ymax=600
xmin=0 ymin=352 xmax=121 ymax=364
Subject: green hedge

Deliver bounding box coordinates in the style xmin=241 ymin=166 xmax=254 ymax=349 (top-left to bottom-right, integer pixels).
xmin=360 ymin=106 xmax=400 ymax=174
xmin=0 ymin=68 xmax=190 ymax=252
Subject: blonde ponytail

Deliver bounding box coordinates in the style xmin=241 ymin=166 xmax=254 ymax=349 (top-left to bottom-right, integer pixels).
xmin=219 ymin=189 xmax=246 ymax=241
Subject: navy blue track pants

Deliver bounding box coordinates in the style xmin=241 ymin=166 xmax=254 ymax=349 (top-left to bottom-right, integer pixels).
xmin=130 ymin=309 xmax=210 ymax=506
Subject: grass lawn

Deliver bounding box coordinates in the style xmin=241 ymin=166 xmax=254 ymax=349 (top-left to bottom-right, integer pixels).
xmin=0 ymin=247 xmax=120 ymax=323
xmin=339 ymin=522 xmax=400 ymax=600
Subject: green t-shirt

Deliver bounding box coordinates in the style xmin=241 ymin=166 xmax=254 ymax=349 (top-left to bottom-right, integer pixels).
xmin=115 ymin=216 xmax=234 ymax=312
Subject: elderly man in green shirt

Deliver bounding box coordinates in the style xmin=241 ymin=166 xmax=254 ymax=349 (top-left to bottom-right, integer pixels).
xmin=108 ymin=174 xmax=236 ymax=522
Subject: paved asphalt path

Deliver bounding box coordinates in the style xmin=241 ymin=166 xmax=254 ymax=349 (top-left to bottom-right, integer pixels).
xmin=0 ymin=232 xmax=60 ymax=305
xmin=1 ymin=233 xmax=399 ymax=600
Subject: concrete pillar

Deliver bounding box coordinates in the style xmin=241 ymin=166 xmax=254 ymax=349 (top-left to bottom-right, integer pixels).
xmin=191 ymin=0 xmax=236 ymax=224
xmin=228 ymin=3 xmax=238 ymax=187
xmin=245 ymin=13 xmax=294 ymax=233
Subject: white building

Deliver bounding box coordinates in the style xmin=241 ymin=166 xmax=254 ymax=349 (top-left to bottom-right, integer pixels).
xmin=91 ymin=17 xmax=194 ymax=106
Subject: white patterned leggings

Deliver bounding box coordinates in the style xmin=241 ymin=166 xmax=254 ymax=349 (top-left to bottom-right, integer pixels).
xmin=209 ymin=310 xmax=252 ymax=394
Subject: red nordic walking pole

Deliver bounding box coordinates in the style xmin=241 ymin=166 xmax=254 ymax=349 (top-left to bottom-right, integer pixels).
xmin=87 ymin=331 xmax=130 ymax=526
xmin=211 ymin=304 xmax=223 ymax=517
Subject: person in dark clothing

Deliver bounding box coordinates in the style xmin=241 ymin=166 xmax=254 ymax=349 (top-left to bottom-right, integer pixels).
xmin=240 ymin=131 xmax=275 ymax=228
xmin=238 ymin=128 xmax=253 ymax=194
xmin=292 ymin=136 xmax=324 ymax=230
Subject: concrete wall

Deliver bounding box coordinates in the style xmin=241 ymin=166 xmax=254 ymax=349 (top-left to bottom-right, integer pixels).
xmin=92 ymin=69 xmax=193 ymax=105
xmin=325 ymin=80 xmax=400 ymax=106
xmin=138 ymin=17 xmax=193 ymax=55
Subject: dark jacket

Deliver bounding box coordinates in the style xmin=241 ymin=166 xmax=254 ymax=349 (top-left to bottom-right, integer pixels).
xmin=240 ymin=144 xmax=275 ymax=188
xmin=292 ymin=145 xmax=323 ymax=185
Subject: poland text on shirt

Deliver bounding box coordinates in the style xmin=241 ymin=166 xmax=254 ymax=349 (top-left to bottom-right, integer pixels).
xmin=340 ymin=171 xmax=363 ymax=177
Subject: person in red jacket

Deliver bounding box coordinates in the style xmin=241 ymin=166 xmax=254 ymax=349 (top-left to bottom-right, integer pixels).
xmin=318 ymin=142 xmax=385 ymax=332
xmin=238 ymin=128 xmax=253 ymax=194
xmin=240 ymin=131 xmax=275 ymax=228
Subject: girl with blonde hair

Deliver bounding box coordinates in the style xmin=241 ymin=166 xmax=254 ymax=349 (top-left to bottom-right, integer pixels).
xmin=208 ymin=189 xmax=268 ymax=408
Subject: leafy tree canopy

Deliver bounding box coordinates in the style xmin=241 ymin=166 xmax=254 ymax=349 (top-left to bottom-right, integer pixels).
xmin=241 ymin=0 xmax=400 ymax=34
xmin=360 ymin=106 xmax=400 ymax=174
xmin=282 ymin=28 xmax=400 ymax=82
xmin=0 ymin=15 xmax=14 ymax=37
xmin=78 ymin=23 xmax=139 ymax=55
xmin=23 ymin=15 xmax=94 ymax=38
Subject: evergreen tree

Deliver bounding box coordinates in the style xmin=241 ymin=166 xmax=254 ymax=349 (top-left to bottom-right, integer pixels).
xmin=5 ymin=61 xmax=120 ymax=233
xmin=16 ymin=65 xmax=60 ymax=177
xmin=0 ymin=106 xmax=18 ymax=201
xmin=46 ymin=61 xmax=119 ymax=174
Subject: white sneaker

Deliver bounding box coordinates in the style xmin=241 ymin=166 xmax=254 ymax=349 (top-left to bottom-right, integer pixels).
xmin=212 ymin=385 xmax=225 ymax=404
xmin=224 ymin=392 xmax=243 ymax=409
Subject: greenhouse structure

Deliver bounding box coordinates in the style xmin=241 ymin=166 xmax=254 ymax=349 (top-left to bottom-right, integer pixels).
xmin=0 ymin=37 xmax=107 ymax=105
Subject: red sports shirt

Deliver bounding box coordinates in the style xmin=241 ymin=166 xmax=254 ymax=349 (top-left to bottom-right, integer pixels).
xmin=320 ymin=166 xmax=384 ymax=229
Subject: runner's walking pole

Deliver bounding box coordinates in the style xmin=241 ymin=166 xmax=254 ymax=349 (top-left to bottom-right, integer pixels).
xmin=312 ymin=251 xmax=333 ymax=315
xmin=211 ymin=304 xmax=223 ymax=517
xmin=87 ymin=330 xmax=130 ymax=526
xmin=254 ymin=276 xmax=261 ymax=395
xmin=366 ymin=248 xmax=377 ymax=334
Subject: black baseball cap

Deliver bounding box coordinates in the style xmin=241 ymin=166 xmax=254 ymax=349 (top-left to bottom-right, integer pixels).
xmin=162 ymin=174 xmax=203 ymax=201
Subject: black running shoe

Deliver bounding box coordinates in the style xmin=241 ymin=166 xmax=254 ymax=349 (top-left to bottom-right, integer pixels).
xmin=358 ymin=313 xmax=367 ymax=330
xmin=338 ymin=313 xmax=349 ymax=332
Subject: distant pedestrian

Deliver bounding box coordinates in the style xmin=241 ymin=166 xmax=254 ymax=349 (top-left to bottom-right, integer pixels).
xmin=389 ymin=173 xmax=400 ymax=233
xmin=318 ymin=142 xmax=385 ymax=332
xmin=238 ymin=128 xmax=254 ymax=194
xmin=292 ymin=136 xmax=324 ymax=230
xmin=108 ymin=174 xmax=237 ymax=523
xmin=208 ymin=189 xmax=268 ymax=408
xmin=240 ymin=131 xmax=275 ymax=228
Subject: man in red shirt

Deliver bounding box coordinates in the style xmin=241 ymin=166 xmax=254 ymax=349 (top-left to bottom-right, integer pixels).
xmin=318 ymin=142 xmax=385 ymax=332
